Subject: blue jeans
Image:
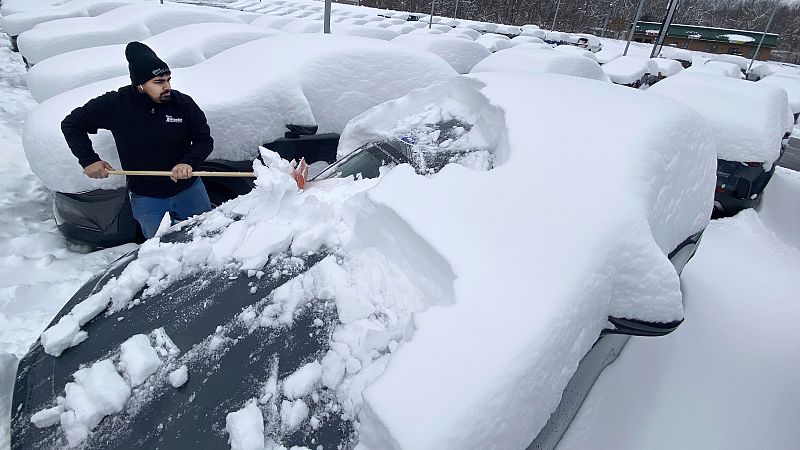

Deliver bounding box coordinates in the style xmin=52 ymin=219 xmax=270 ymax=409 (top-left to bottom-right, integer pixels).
xmin=129 ymin=178 xmax=212 ymax=238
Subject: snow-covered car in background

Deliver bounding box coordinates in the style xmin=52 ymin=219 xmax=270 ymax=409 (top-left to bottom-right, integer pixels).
xmin=471 ymin=47 xmax=610 ymax=82
xmin=0 ymin=0 xmax=138 ymax=51
xmin=23 ymin=34 xmax=456 ymax=247
xmin=390 ymin=34 xmax=490 ymax=74
xmin=16 ymin=2 xmax=245 ymax=65
xmin=649 ymin=73 xmax=793 ymax=215
xmin=26 ymin=22 xmax=282 ymax=102
xmin=602 ymin=55 xmax=659 ymax=88
xmin=11 ymin=73 xmax=716 ymax=449
xmin=759 ymin=74 xmax=800 ymax=123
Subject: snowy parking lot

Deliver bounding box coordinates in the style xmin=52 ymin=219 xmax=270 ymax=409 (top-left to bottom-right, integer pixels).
xmin=2 ymin=1 xmax=800 ymax=449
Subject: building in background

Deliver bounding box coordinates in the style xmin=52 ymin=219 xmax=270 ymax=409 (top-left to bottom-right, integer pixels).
xmin=633 ymin=21 xmax=778 ymax=60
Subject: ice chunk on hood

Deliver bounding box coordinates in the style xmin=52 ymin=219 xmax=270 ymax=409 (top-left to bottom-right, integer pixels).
xmin=343 ymin=72 xmax=716 ymax=449
xmin=17 ymin=3 xmax=244 ymax=65
xmin=648 ymin=72 xmax=792 ymax=164
xmin=471 ymin=47 xmax=610 ymax=82
xmin=26 ymin=23 xmax=281 ymax=102
xmin=23 ymin=33 xmax=457 ymax=194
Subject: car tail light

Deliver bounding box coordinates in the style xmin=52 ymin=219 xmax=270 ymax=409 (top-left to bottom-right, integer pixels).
xmin=715 ymin=186 xmax=727 ymax=193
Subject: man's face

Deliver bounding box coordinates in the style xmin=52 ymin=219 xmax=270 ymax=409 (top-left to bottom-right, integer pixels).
xmin=140 ymin=74 xmax=171 ymax=103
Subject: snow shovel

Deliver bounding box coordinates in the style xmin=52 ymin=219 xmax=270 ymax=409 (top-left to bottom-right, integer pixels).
xmin=108 ymin=170 xmax=255 ymax=177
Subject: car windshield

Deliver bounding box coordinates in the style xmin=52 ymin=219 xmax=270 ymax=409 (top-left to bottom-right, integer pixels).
xmin=313 ymin=142 xmax=405 ymax=181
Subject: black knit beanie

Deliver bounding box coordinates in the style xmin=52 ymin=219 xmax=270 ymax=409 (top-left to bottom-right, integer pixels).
xmin=125 ymin=41 xmax=170 ymax=86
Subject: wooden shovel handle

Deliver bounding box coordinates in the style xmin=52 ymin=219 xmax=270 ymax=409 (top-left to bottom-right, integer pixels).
xmin=108 ymin=170 xmax=256 ymax=178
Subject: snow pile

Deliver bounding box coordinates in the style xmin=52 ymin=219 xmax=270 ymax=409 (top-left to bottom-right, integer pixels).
xmin=17 ymin=2 xmax=244 ymax=65
xmin=23 ymin=33 xmax=456 ymax=194
xmin=332 ymin=23 xmax=400 ymax=41
xmin=448 ymin=27 xmax=480 ymax=40
xmin=471 ymin=47 xmax=610 ymax=82
xmin=26 ymin=22 xmax=281 ymax=102
xmin=554 ymin=44 xmax=597 ymax=61
xmin=1 ymin=0 xmax=137 ymax=37
xmin=648 ymin=73 xmax=792 ymax=164
xmin=390 ymin=34 xmax=491 ymax=74
xmin=340 ymin=73 xmax=716 ymax=448
xmin=521 ymin=28 xmax=547 ymax=39
xmin=602 ymin=55 xmax=658 ymax=85
xmin=30 ymin=330 xmax=179 ymax=446
xmin=686 ymin=60 xmax=743 ymax=78
xmin=759 ymin=75 xmax=800 ymax=114
xmin=709 ymin=53 xmax=749 ymax=70
xmin=596 ymin=48 xmax=621 ymax=64
xmin=757 ymin=167 xmax=800 ymax=250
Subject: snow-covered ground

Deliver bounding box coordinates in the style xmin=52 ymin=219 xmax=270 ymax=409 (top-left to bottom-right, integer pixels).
xmin=0 ymin=30 xmax=135 ymax=450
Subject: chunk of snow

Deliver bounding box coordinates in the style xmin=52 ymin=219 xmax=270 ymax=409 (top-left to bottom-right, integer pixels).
xmin=119 ymin=334 xmax=161 ymax=387
xmin=226 ymin=402 xmax=265 ymax=450
xmin=280 ymin=399 xmax=308 ymax=432
xmin=30 ymin=405 xmax=64 ymax=428
xmin=40 ymin=314 xmax=87 ymax=357
xmin=649 ymin=73 xmax=792 ymax=164
xmin=59 ymin=359 xmax=131 ymax=446
xmin=281 ymin=361 xmax=322 ymax=400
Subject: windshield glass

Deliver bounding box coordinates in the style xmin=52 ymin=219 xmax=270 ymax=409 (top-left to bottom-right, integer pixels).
xmin=313 ymin=142 xmax=404 ymax=181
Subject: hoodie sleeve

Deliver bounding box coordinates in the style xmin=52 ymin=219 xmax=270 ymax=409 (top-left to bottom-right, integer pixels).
xmin=61 ymin=91 xmax=119 ymax=168
xmin=179 ymin=94 xmax=214 ymax=169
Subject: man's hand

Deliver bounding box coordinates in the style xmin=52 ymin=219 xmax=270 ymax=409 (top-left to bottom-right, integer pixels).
xmin=83 ymin=160 xmax=114 ymax=179
xmin=170 ymin=163 xmax=193 ymax=182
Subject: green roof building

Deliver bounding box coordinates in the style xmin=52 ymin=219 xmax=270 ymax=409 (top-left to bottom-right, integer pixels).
xmin=633 ymin=21 xmax=778 ymax=61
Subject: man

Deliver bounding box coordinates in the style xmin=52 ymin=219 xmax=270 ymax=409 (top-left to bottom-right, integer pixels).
xmin=62 ymin=41 xmax=213 ymax=239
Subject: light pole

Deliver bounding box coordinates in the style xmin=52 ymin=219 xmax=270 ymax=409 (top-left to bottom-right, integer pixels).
xmin=324 ymin=0 xmax=331 ymax=33
xmin=746 ymin=0 xmax=780 ymax=76
xmin=454 ymin=0 xmax=460 ymax=18
xmin=624 ymin=0 xmax=646 ymax=56
xmin=551 ymin=0 xmax=561 ymax=30
xmin=649 ymin=0 xmax=681 ymax=58
xmin=429 ymin=0 xmax=436 ymax=29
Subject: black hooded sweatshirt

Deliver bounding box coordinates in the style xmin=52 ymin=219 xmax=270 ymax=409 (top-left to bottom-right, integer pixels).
xmin=61 ymin=86 xmax=213 ymax=198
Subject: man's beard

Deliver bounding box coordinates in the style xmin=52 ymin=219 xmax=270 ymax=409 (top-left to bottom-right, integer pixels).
xmin=159 ymin=91 xmax=171 ymax=102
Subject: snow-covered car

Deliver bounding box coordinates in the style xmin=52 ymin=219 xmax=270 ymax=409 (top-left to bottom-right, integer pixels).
xmin=16 ymin=2 xmax=244 ymax=65
xmin=390 ymin=34 xmax=490 ymax=74
xmin=23 ymin=34 xmax=456 ymax=247
xmin=26 ymin=22 xmax=282 ymax=102
xmin=602 ymin=55 xmax=659 ymax=88
xmin=758 ymin=74 xmax=800 ymax=122
xmin=685 ymin=60 xmax=744 ymax=79
xmin=649 ymin=73 xmax=793 ymax=215
xmin=0 ymin=0 xmax=137 ymax=51
xmin=11 ymin=73 xmax=716 ymax=449
xmin=471 ymin=47 xmax=610 ymax=82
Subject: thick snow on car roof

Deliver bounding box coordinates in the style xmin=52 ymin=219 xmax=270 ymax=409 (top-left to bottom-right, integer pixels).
xmin=758 ymin=74 xmax=800 ymax=114
xmin=471 ymin=47 xmax=610 ymax=82
xmin=554 ymin=44 xmax=598 ymax=61
xmin=23 ymin=33 xmax=457 ymax=193
xmin=390 ymin=34 xmax=491 ymax=74
xmin=26 ymin=23 xmax=282 ymax=102
xmin=652 ymin=57 xmax=684 ymax=77
xmin=0 ymin=0 xmax=136 ymax=37
xmin=648 ymin=73 xmax=793 ymax=164
xmin=17 ymin=3 xmax=244 ymax=64
xmin=338 ymin=73 xmax=716 ymax=449
xmin=602 ymin=55 xmax=659 ymax=84
xmin=686 ymin=60 xmax=744 ymax=78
